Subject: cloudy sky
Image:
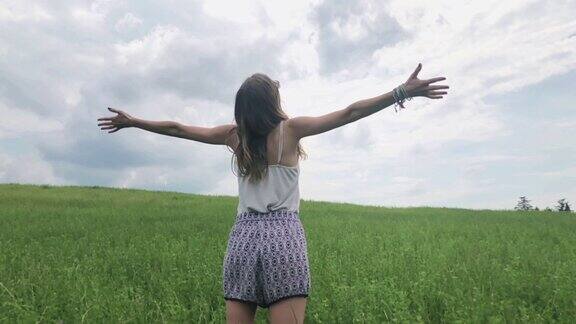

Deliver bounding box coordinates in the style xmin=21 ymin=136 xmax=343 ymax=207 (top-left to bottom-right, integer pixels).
xmin=1 ymin=0 xmax=575 ymax=211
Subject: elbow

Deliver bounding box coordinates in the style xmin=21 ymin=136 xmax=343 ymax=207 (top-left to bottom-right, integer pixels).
xmin=346 ymin=105 xmax=360 ymax=123
xmin=169 ymin=122 xmax=184 ymax=137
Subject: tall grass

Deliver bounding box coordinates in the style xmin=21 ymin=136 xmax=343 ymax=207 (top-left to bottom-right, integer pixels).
xmin=1 ymin=183 xmax=575 ymax=323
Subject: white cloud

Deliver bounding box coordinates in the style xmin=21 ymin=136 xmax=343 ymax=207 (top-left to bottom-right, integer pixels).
xmin=114 ymin=25 xmax=182 ymax=69
xmin=0 ymin=2 xmax=52 ymax=22
xmin=114 ymin=12 xmax=143 ymax=32
xmin=0 ymin=150 xmax=66 ymax=185
xmin=70 ymin=0 xmax=121 ymax=27
xmin=0 ymin=102 xmax=64 ymax=139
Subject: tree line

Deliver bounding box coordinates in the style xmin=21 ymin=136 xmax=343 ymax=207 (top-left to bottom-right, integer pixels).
xmin=514 ymin=196 xmax=572 ymax=212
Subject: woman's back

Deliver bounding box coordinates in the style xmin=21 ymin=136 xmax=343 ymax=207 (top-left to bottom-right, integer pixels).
xmin=235 ymin=120 xmax=300 ymax=214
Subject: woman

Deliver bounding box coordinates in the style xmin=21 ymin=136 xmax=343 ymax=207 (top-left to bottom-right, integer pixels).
xmin=97 ymin=63 xmax=448 ymax=323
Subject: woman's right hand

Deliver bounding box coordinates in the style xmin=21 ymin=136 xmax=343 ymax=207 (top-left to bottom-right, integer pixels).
xmin=97 ymin=107 xmax=135 ymax=133
xmin=402 ymin=63 xmax=449 ymax=99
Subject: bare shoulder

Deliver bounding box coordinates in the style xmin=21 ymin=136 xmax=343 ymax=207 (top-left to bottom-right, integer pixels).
xmin=284 ymin=117 xmax=302 ymax=147
xmin=285 ymin=117 xmax=301 ymax=141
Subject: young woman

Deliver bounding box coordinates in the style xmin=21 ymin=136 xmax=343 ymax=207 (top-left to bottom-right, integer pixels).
xmin=97 ymin=63 xmax=448 ymax=323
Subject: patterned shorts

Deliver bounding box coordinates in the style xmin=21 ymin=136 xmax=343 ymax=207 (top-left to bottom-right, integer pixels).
xmin=222 ymin=209 xmax=311 ymax=308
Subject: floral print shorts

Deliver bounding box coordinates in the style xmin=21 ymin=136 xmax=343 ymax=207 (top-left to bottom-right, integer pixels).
xmin=222 ymin=209 xmax=311 ymax=308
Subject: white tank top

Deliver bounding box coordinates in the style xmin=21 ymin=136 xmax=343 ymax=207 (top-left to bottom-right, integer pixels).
xmin=236 ymin=120 xmax=300 ymax=214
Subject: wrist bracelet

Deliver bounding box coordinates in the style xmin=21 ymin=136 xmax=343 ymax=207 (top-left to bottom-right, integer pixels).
xmin=399 ymin=84 xmax=412 ymax=102
xmin=392 ymin=84 xmax=411 ymax=113
xmin=399 ymin=85 xmax=408 ymax=101
xmin=394 ymin=87 xmax=405 ymax=110
xmin=392 ymin=89 xmax=399 ymax=113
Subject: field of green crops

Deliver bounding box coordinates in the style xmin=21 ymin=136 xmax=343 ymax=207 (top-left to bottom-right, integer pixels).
xmin=1 ymin=183 xmax=575 ymax=323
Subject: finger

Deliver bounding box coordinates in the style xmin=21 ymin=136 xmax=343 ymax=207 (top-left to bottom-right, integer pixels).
xmin=98 ymin=122 xmax=114 ymax=126
xmin=428 ymin=91 xmax=448 ymax=96
xmin=100 ymin=125 xmax=116 ymax=130
xmin=108 ymin=107 xmax=120 ymax=113
xmin=424 ymin=77 xmax=446 ymax=84
xmin=423 ymin=85 xmax=449 ymax=91
xmin=97 ymin=117 xmax=114 ymax=121
xmin=410 ymin=63 xmax=422 ymax=79
xmin=426 ymin=95 xmax=444 ymax=99
xmin=108 ymin=127 xmax=120 ymax=133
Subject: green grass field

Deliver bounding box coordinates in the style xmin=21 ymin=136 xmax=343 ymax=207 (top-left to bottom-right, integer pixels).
xmin=1 ymin=183 xmax=575 ymax=323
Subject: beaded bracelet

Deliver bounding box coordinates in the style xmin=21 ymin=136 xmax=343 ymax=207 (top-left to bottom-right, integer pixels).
xmin=392 ymin=84 xmax=412 ymax=113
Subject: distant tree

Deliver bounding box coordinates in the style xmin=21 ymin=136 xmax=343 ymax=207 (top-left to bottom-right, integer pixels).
xmin=544 ymin=207 xmax=553 ymax=212
xmin=556 ymin=199 xmax=569 ymax=212
xmin=564 ymin=200 xmax=572 ymax=212
xmin=556 ymin=199 xmax=565 ymax=211
xmin=514 ymin=196 xmax=533 ymax=211
xmin=534 ymin=206 xmax=540 ymax=211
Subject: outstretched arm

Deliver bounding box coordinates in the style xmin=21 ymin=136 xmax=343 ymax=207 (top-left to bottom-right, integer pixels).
xmin=97 ymin=107 xmax=236 ymax=145
xmin=289 ymin=63 xmax=449 ymax=139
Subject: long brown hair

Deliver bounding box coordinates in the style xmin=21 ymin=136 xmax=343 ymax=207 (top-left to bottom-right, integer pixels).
xmin=228 ymin=73 xmax=307 ymax=183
